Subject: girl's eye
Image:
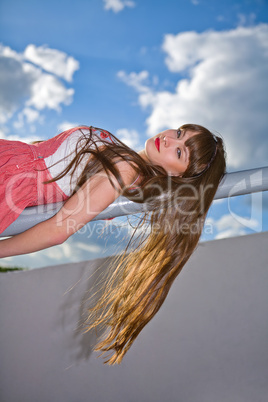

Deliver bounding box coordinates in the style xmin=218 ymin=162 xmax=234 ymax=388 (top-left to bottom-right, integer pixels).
xmin=177 ymin=148 xmax=181 ymax=159
xmin=177 ymin=129 xmax=182 ymax=138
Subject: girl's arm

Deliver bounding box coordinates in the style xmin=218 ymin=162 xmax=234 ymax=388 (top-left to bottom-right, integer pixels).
xmin=0 ymin=163 xmax=134 ymax=258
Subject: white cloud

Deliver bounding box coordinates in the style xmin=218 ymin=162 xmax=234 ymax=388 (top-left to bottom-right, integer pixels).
xmin=0 ymin=44 xmax=79 ymax=134
xmin=117 ymin=70 xmax=150 ymax=93
xmin=24 ymin=44 xmax=79 ymax=82
xmin=0 ymin=119 xmax=42 ymax=142
xmin=119 ymin=24 xmax=268 ymax=171
xmin=103 ymin=0 xmax=135 ymax=13
xmin=44 ymin=242 xmax=74 ymax=260
xmin=57 ymin=121 xmax=80 ymax=133
xmin=75 ymin=241 xmax=102 ymax=254
xmin=0 ymin=126 xmax=8 ymax=139
xmin=21 ymin=107 xmax=40 ymax=123
xmin=0 ymin=46 xmax=31 ymax=124
xmin=216 ymin=214 xmax=245 ymax=232
xmin=207 ymin=213 xmax=259 ymax=240
xmin=116 ymin=128 xmax=141 ymax=149
xmin=215 ymin=227 xmax=247 ymax=240
xmin=27 ymin=73 xmax=74 ymax=111
xmin=13 ymin=107 xmax=43 ymax=133
xmin=237 ymin=13 xmax=256 ymax=27
xmin=1 ymin=235 xmax=103 ymax=269
xmin=117 ymin=69 xmax=157 ymax=113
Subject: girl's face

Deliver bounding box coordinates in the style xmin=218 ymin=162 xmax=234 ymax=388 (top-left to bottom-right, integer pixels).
xmin=141 ymin=128 xmax=198 ymax=176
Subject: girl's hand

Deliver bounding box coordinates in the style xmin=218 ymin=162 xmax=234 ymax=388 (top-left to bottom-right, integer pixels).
xmin=0 ymin=162 xmax=135 ymax=258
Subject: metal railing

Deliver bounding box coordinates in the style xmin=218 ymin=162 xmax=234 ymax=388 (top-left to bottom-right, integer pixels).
xmin=1 ymin=166 xmax=268 ymax=237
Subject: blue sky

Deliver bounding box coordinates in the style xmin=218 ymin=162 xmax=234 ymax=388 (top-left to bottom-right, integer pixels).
xmin=1 ymin=0 xmax=268 ymax=268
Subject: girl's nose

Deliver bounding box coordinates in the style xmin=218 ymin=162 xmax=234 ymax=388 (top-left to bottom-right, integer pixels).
xmin=164 ymin=135 xmax=181 ymax=147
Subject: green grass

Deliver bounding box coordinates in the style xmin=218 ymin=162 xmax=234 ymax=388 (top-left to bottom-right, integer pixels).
xmin=0 ymin=266 xmax=28 ymax=273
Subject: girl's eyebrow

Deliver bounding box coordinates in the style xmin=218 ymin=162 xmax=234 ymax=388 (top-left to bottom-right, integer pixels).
xmin=184 ymin=143 xmax=188 ymax=164
xmin=180 ymin=129 xmax=188 ymax=163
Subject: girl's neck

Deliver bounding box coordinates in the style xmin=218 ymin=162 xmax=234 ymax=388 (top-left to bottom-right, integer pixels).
xmin=138 ymin=149 xmax=149 ymax=163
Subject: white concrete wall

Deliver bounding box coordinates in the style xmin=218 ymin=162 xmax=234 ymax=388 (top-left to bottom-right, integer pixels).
xmin=0 ymin=232 xmax=267 ymax=402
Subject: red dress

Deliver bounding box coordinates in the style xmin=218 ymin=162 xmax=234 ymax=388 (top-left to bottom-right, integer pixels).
xmin=0 ymin=126 xmax=112 ymax=234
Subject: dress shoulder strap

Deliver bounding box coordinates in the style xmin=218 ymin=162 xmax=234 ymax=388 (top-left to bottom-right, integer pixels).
xmin=91 ymin=126 xmax=141 ymax=190
xmin=128 ymin=174 xmax=140 ymax=189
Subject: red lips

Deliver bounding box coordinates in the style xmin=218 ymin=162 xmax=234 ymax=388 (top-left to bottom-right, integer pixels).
xmin=155 ymin=137 xmax=160 ymax=152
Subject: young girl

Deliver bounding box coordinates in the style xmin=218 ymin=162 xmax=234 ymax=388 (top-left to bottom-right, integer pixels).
xmin=0 ymin=124 xmax=226 ymax=364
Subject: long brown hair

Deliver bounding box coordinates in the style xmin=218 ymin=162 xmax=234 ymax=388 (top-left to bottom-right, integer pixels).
xmin=49 ymin=124 xmax=226 ymax=364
